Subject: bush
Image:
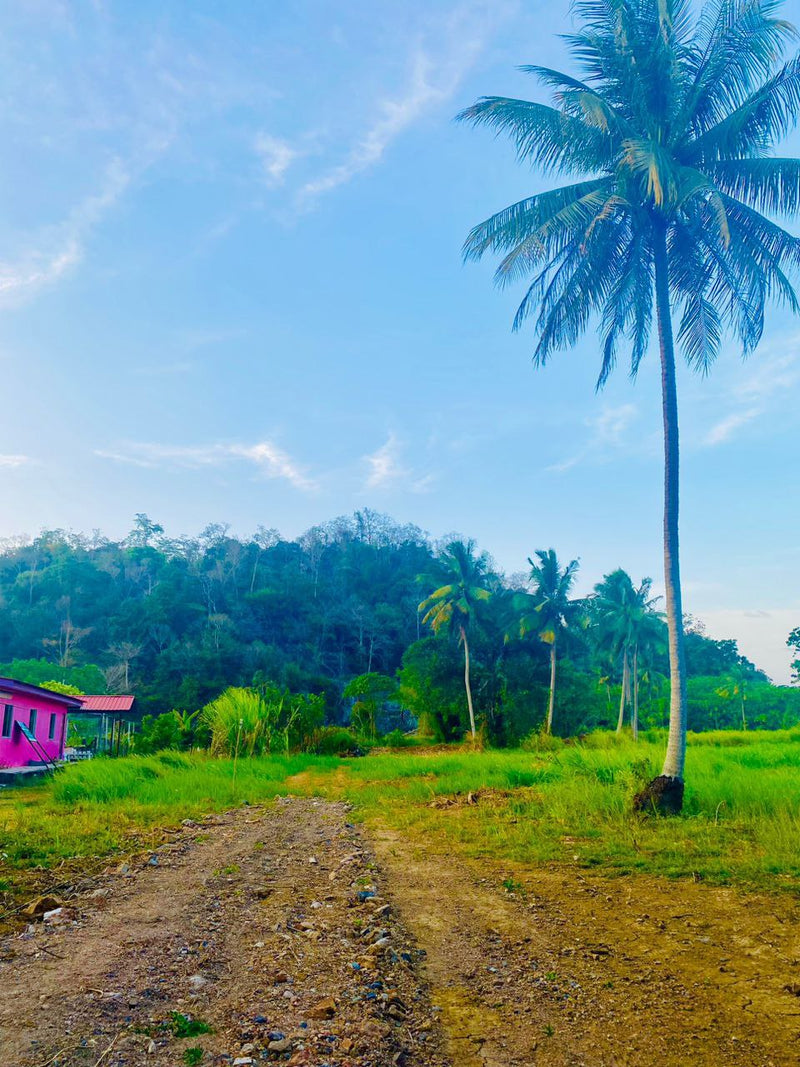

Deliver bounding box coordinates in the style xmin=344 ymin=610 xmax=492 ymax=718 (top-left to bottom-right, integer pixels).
xmin=201 ymin=684 xmax=325 ymax=756
xmin=382 ymin=729 xmax=413 ymax=748
xmin=308 ymin=727 xmax=364 ymax=756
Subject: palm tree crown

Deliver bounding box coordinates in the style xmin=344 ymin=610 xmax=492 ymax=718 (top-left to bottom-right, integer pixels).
xmin=419 ymin=540 xmax=492 ymax=636
xmin=525 ymin=549 xmax=582 ymax=642
xmin=458 ymin=0 xmax=800 ymax=380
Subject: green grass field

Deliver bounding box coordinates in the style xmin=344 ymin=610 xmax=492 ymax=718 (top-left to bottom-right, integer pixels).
xmin=2 ymin=729 xmax=799 ymax=917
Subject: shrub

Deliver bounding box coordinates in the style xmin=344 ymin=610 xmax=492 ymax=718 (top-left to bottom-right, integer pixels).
xmin=308 ymin=726 xmax=364 ymax=756
xmin=382 ymin=729 xmax=413 ymax=748
xmin=201 ymin=684 xmax=325 ymax=756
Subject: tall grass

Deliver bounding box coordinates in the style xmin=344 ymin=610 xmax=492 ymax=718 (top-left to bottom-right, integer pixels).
xmin=1 ymin=729 xmax=799 ymax=893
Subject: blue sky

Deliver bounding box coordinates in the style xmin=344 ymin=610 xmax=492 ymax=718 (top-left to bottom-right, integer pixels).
xmin=1 ymin=0 xmax=799 ymax=681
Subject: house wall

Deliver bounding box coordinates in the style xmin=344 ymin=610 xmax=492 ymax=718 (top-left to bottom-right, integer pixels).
xmin=0 ymin=692 xmax=70 ymax=768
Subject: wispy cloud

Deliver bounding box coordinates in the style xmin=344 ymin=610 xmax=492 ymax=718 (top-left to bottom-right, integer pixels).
xmin=0 ymin=159 xmax=132 ymax=305
xmin=0 ymin=454 xmax=32 ymax=469
xmin=297 ymin=3 xmax=505 ymax=206
xmin=96 ymin=440 xmax=317 ymax=491
xmin=254 ymin=133 xmax=298 ymax=185
xmin=704 ymin=350 xmax=799 ymax=446
xmin=548 ymin=403 xmax=639 ymax=473
xmin=363 ymin=434 xmax=434 ymax=493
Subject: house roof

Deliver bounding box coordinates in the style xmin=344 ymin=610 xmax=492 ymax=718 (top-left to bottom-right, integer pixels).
xmin=0 ymin=677 xmax=84 ymax=710
xmin=79 ymin=695 xmax=136 ymax=713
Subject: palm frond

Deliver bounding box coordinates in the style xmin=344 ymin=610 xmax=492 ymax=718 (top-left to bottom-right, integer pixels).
xmin=456 ymin=96 xmax=616 ymax=174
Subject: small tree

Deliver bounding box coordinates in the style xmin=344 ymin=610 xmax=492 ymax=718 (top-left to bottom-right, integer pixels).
xmin=343 ymin=673 xmax=397 ymax=740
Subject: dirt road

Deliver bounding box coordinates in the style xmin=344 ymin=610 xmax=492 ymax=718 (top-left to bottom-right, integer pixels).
xmin=1 ymin=797 xmax=798 ymax=1067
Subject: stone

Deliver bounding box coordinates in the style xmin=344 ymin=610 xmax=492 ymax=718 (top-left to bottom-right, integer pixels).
xmin=307 ymin=997 xmax=337 ymax=1019
xmin=267 ymin=1038 xmax=293 ymax=1053
xmin=233 ymin=1059 xmax=254 ymax=1066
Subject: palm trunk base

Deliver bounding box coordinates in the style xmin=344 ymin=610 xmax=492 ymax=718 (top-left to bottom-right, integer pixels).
xmin=633 ymin=774 xmax=684 ymax=815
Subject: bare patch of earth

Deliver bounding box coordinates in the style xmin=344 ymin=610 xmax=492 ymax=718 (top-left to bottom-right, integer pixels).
xmin=0 ymin=798 xmax=448 ymax=1067
xmin=2 ymin=795 xmax=799 ymax=1067
xmin=371 ymin=820 xmax=800 ymax=1066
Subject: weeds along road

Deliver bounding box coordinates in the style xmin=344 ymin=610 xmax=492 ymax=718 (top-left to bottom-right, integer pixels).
xmin=1 ymin=796 xmax=798 ymax=1067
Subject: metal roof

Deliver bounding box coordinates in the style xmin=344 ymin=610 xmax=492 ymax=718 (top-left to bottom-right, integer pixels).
xmin=79 ymin=695 xmax=136 ymax=713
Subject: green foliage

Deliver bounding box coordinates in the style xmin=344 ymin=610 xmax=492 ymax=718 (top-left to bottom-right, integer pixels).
xmin=397 ymin=638 xmax=471 ymax=741
xmin=134 ymin=710 xmax=202 ymax=754
xmin=39 ymin=680 xmax=85 ymax=696
xmin=168 ymin=1013 xmax=212 ymax=1038
xmin=383 ymin=728 xmax=413 ymax=748
xmin=343 ymin=673 xmax=397 ymax=740
xmin=5 ymin=733 xmax=800 ymax=893
xmin=308 ymin=726 xmax=363 ymax=755
xmin=0 ymin=658 xmax=106 ymax=694
xmin=0 ymin=519 xmax=793 ymax=751
xmin=201 ymin=684 xmax=324 ymax=756
xmin=183 ymin=1050 xmax=204 ymax=1066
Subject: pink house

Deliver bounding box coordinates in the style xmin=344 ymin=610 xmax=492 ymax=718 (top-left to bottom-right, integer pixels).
xmin=0 ymin=677 xmax=82 ymax=770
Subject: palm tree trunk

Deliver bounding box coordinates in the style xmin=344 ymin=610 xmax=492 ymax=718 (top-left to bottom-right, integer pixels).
xmin=652 ymin=219 xmax=688 ymax=798
xmin=546 ymin=641 xmax=557 ymax=734
xmin=632 ymin=643 xmax=639 ymax=742
xmin=741 ymin=690 xmax=747 ymax=731
xmin=461 ymin=625 xmax=477 ymax=739
xmin=616 ymin=647 xmax=629 ymax=734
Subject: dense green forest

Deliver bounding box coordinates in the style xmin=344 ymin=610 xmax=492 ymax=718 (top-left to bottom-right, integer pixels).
xmin=1 ymin=511 xmax=797 ymax=743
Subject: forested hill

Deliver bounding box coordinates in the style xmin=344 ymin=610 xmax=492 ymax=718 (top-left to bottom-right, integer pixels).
xmin=1 ymin=511 xmax=797 ymax=739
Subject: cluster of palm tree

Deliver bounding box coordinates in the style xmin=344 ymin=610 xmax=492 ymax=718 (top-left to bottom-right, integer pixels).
xmin=419 ymin=540 xmax=665 ymax=740
xmin=457 ymin=0 xmax=800 ymax=808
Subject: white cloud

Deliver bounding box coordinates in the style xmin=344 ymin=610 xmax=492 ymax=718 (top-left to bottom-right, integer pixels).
xmin=548 ymin=403 xmax=639 ymax=473
xmin=0 ymin=454 xmax=32 ymax=468
xmin=363 ymin=434 xmax=434 ymax=493
xmin=704 ymin=350 xmax=799 ymax=446
xmin=364 ymin=434 xmax=406 ymax=490
xmin=96 ymin=439 xmax=317 ymax=491
xmin=0 ymin=159 xmax=132 ymax=304
xmin=704 ymin=407 xmax=761 ymax=446
xmin=254 ymin=133 xmax=298 ymax=185
xmin=297 ymin=3 xmax=504 ymax=205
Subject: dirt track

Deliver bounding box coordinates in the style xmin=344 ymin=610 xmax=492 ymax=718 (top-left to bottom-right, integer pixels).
xmin=1 ymin=797 xmax=799 ymax=1066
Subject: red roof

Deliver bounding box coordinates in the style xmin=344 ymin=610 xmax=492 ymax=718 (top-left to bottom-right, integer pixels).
xmin=79 ymin=695 xmax=136 ymax=712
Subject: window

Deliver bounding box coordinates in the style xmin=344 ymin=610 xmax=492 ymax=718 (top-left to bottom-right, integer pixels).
xmin=2 ymin=705 xmax=12 ymax=738
xmin=29 ymin=709 xmax=38 ymax=735
xmin=49 ymin=713 xmax=57 ymax=740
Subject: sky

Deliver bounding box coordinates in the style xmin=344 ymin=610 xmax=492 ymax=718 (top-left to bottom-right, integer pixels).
xmin=0 ymin=0 xmax=799 ymax=682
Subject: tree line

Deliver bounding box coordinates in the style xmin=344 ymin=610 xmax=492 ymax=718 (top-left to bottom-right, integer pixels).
xmin=0 ymin=512 xmax=797 ymax=745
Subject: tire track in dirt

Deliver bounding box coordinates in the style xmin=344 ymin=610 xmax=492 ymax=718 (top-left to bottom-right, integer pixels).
xmin=0 ymin=798 xmax=449 ymax=1067
xmin=370 ymin=821 xmax=800 ymax=1067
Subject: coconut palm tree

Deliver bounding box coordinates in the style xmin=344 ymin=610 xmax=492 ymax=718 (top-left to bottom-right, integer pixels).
xmin=593 ymin=569 xmax=639 ymax=733
xmin=419 ymin=540 xmax=492 ymax=738
xmin=593 ymin=570 xmax=664 ymax=738
xmin=459 ymin=0 xmax=800 ymax=809
xmin=521 ymin=549 xmax=581 ymax=733
xmin=716 ymin=659 xmax=752 ymax=729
